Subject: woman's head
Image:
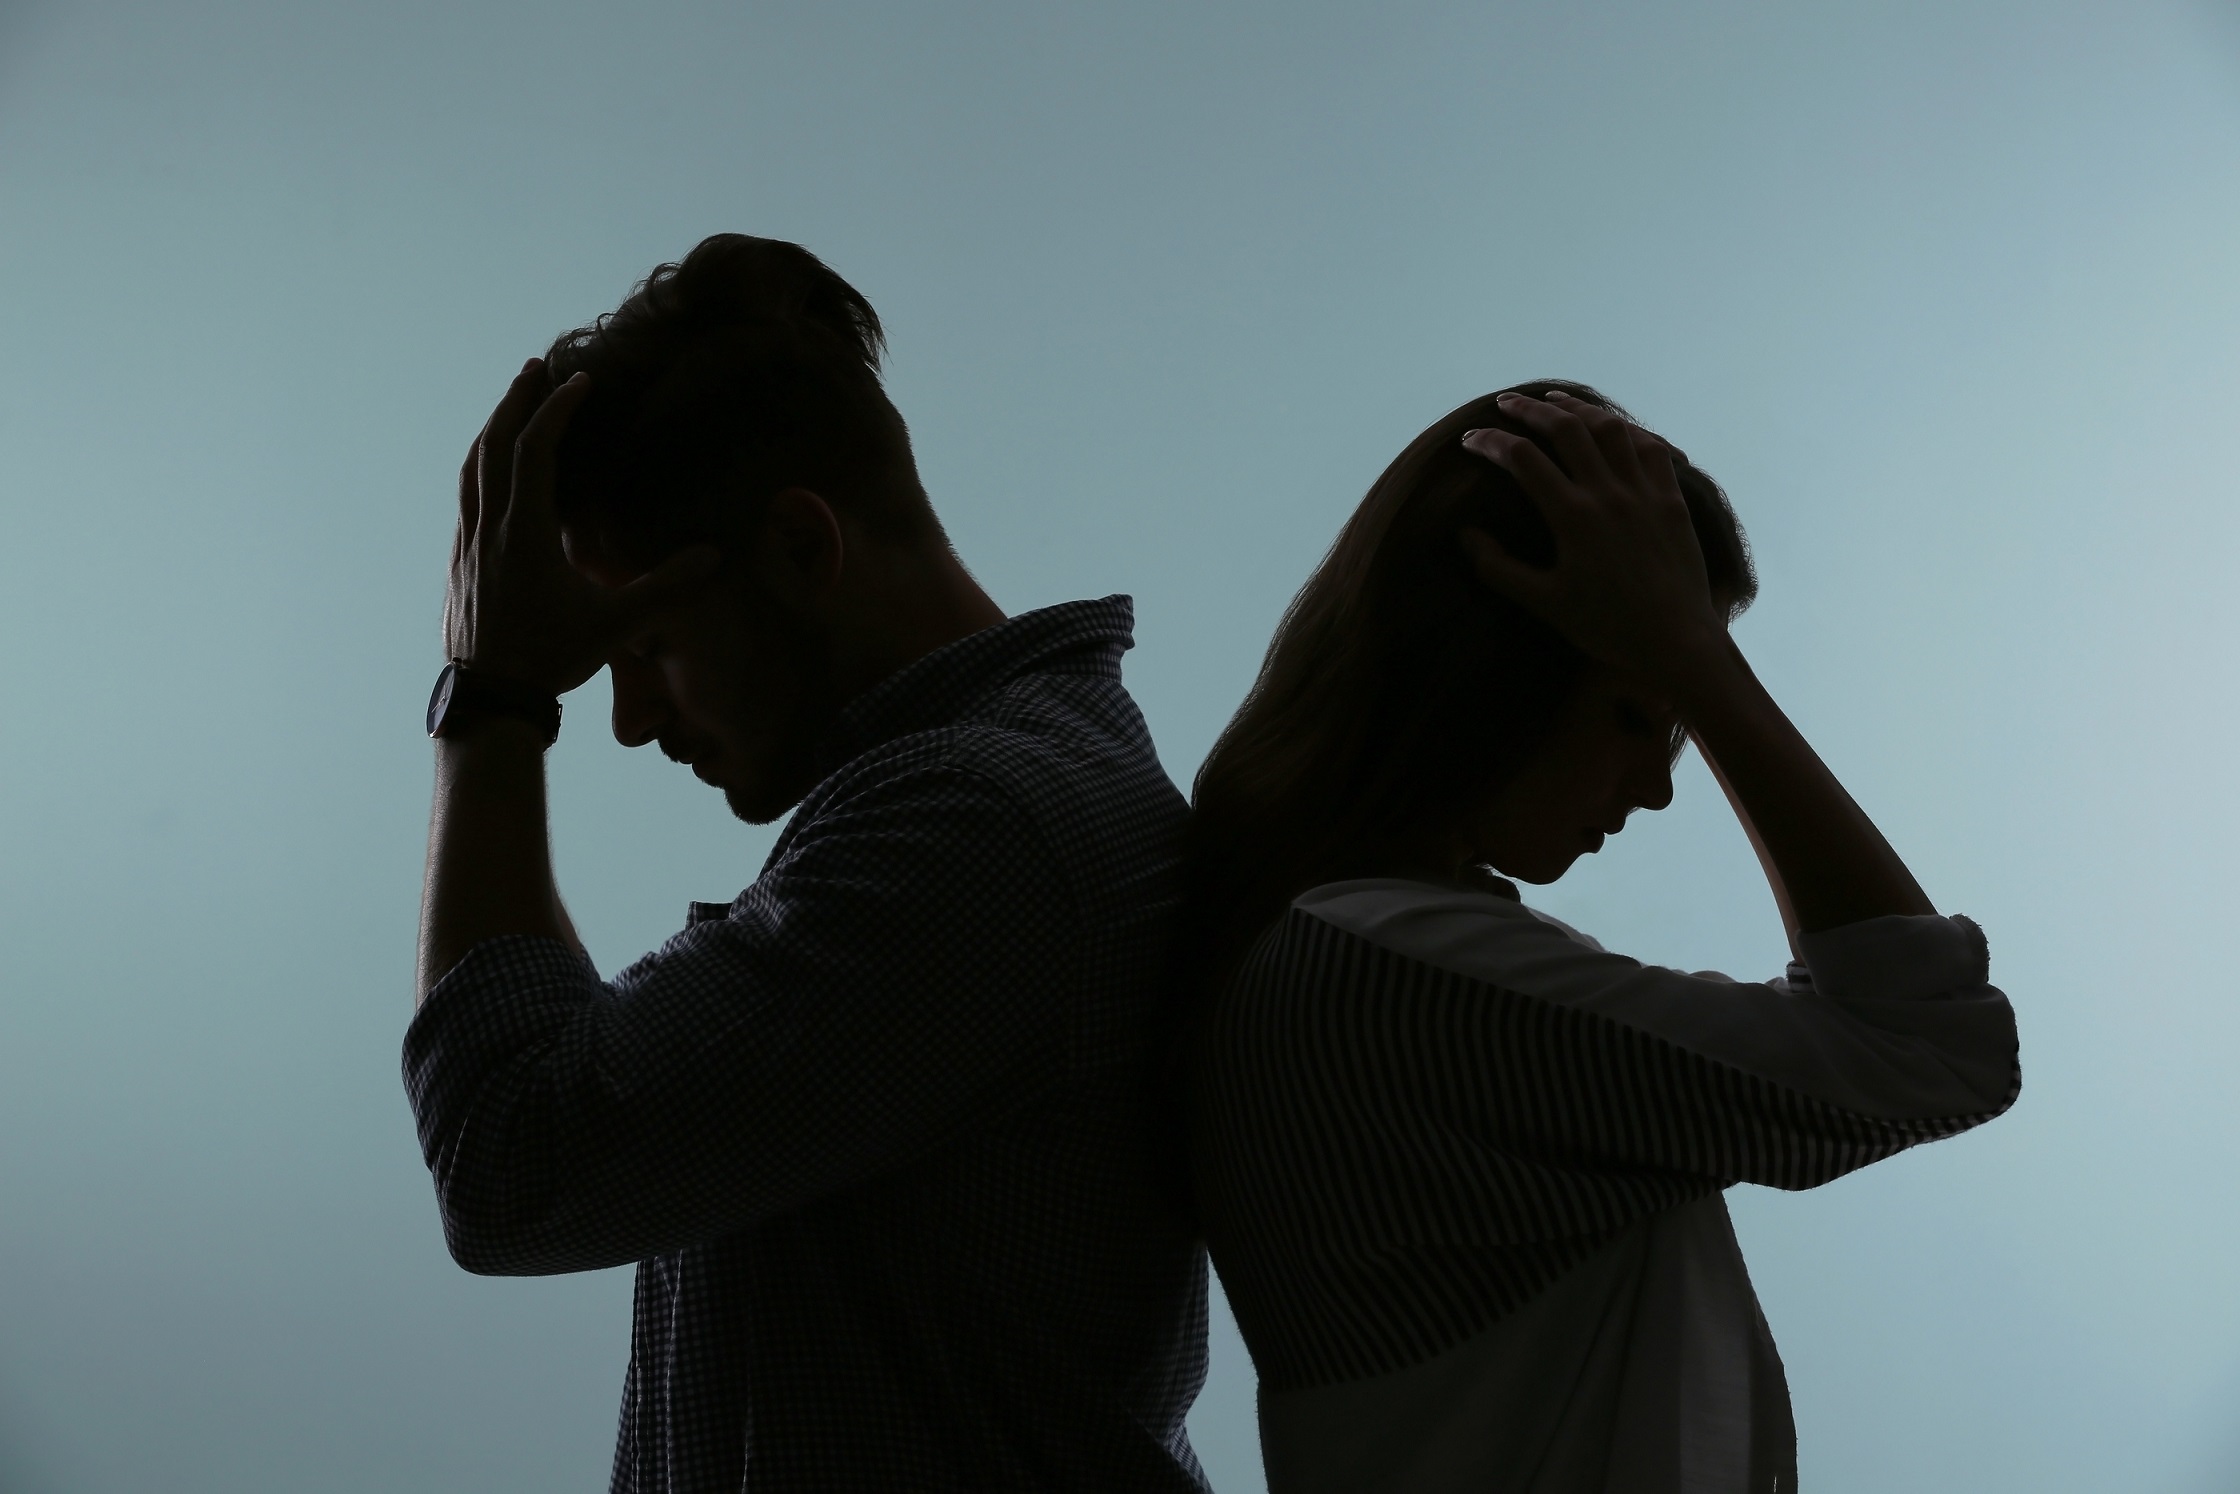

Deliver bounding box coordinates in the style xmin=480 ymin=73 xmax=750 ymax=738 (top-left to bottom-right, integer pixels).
xmin=1186 ymin=380 xmax=1755 ymax=976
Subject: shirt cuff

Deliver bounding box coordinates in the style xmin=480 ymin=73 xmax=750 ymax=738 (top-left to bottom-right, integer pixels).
xmin=1795 ymin=914 xmax=1989 ymax=1003
xmin=402 ymin=936 xmax=605 ymax=1153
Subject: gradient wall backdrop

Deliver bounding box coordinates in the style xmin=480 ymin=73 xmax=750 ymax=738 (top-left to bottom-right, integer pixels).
xmin=3 ymin=2 xmax=2237 ymax=1489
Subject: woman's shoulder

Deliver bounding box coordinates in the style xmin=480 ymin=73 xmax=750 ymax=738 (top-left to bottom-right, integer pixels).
xmin=1296 ymin=873 xmax=1524 ymax=918
xmin=1289 ymin=876 xmax=1609 ymax=967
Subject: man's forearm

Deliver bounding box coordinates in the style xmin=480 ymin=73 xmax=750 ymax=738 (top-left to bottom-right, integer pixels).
xmin=417 ymin=719 xmax=581 ymax=1005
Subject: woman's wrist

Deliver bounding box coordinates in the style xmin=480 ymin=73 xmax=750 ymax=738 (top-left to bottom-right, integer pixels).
xmin=1656 ymin=629 xmax=1759 ymax=726
xmin=1668 ymin=634 xmax=1937 ymax=930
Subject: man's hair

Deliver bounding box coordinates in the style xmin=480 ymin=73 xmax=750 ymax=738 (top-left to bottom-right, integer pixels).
xmin=1184 ymin=380 xmax=1757 ymax=987
xmin=545 ymin=234 xmax=938 ymax=561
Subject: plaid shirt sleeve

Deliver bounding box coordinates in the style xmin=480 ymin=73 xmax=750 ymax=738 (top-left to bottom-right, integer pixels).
xmin=403 ymin=758 xmax=1075 ymax=1277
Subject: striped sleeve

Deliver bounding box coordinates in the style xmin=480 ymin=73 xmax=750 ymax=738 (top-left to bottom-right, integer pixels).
xmin=1294 ymin=881 xmax=2020 ymax=1190
xmin=1189 ymin=880 xmax=2019 ymax=1388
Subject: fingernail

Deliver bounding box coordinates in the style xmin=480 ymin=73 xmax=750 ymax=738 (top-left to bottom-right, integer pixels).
xmin=1495 ymin=392 xmax=1523 ymax=403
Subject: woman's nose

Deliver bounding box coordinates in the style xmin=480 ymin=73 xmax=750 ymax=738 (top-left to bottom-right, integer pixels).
xmin=607 ymin=653 xmax=673 ymax=749
xmin=1631 ymin=751 xmax=1676 ymax=813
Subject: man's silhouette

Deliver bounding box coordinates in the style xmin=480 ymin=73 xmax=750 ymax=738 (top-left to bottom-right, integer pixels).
xmin=404 ymin=235 xmax=1208 ymax=1492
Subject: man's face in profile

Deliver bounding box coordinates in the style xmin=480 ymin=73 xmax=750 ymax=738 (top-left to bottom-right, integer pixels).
xmin=567 ymin=525 xmax=841 ymax=825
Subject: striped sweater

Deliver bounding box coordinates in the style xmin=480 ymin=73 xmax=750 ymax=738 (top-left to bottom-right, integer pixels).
xmin=1188 ymin=878 xmax=2020 ymax=1401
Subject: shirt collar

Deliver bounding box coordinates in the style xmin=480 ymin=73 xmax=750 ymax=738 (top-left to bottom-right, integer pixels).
xmin=807 ymin=595 xmax=1138 ymax=778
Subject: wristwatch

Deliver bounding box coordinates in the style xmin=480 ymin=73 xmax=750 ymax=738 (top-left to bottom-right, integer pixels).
xmin=426 ymin=662 xmax=563 ymax=747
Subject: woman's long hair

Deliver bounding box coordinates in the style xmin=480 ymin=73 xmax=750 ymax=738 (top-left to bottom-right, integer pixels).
xmin=1184 ymin=381 xmax=1757 ymax=990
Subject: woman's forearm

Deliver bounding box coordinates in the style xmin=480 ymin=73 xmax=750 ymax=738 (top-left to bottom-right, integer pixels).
xmin=1672 ymin=637 xmax=1933 ymax=936
xmin=1701 ymin=745 xmax=1804 ymax=959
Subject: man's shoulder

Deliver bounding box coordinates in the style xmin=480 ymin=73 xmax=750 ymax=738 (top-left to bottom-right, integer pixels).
xmin=793 ymin=671 xmax=1184 ymax=868
xmin=842 ymin=668 xmax=1174 ymax=800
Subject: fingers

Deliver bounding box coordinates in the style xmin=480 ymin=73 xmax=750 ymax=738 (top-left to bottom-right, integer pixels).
xmin=1626 ymin=423 xmax=1688 ymax=502
xmin=1538 ymin=389 xmax=1647 ymax=487
xmin=1461 ymin=425 xmax=1575 ymax=509
xmin=457 ymin=441 xmax=483 ymax=547
xmin=1458 ymin=526 xmax=1560 ymax=613
xmin=446 ymin=469 xmax=471 ymax=658
xmin=1494 ymin=390 xmax=1615 ymax=489
xmin=1490 ymin=391 xmax=1688 ymax=518
xmin=477 ymin=359 xmax=556 ymax=532
xmin=505 ymin=371 xmax=593 ymax=538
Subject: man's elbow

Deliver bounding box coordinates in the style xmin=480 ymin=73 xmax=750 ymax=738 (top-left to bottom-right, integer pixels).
xmin=426 ymin=1152 xmax=575 ymax=1276
xmin=430 ymin=1169 xmax=633 ymax=1277
xmin=435 ymin=1195 xmax=554 ymax=1276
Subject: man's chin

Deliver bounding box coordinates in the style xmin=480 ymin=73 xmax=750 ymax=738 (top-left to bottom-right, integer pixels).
xmin=722 ymin=780 xmax=806 ymax=827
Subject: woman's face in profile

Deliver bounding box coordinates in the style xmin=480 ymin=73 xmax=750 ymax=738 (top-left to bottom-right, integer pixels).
xmin=1460 ymin=666 xmax=1682 ymax=885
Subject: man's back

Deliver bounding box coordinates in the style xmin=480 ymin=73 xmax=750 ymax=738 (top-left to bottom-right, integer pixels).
xmin=407 ymin=598 xmax=1208 ymax=1492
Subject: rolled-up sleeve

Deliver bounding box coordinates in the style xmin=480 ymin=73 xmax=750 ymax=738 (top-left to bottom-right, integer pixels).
xmin=1290 ymin=886 xmax=2021 ymax=1194
xmin=403 ymin=760 xmax=1075 ymax=1275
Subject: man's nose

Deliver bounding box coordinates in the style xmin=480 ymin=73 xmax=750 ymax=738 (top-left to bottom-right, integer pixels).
xmin=607 ymin=653 xmax=672 ymax=749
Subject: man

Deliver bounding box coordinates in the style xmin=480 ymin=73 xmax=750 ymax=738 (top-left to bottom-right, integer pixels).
xmin=404 ymin=235 xmax=1208 ymax=1492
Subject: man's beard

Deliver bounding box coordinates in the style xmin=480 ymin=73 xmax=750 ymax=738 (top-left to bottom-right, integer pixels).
xmin=720 ymin=609 xmax=844 ymax=826
xmin=725 ymin=769 xmax=814 ymax=826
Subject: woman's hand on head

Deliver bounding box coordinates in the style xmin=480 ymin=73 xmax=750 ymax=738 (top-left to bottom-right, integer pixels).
xmin=1461 ymin=391 xmax=1935 ymax=934
xmin=1459 ymin=390 xmax=1729 ymax=689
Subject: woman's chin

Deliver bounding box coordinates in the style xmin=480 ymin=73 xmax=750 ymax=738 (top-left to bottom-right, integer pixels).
xmin=1498 ymin=849 xmax=1585 ymax=886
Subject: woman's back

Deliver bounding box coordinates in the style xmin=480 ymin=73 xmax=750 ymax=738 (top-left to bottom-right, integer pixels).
xmin=1192 ymin=878 xmax=2015 ymax=1492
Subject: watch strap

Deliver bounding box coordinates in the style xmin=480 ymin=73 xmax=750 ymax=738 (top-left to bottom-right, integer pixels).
xmin=427 ymin=662 xmax=563 ymax=747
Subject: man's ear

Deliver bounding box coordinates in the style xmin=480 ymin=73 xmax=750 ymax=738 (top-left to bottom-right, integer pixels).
xmin=754 ymin=488 xmax=846 ymax=604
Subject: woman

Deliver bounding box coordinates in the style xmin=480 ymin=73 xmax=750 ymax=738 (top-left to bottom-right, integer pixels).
xmin=1185 ymin=382 xmax=2019 ymax=1493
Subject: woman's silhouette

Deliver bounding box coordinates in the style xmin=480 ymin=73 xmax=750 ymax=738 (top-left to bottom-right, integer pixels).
xmin=1185 ymin=382 xmax=2018 ymax=1492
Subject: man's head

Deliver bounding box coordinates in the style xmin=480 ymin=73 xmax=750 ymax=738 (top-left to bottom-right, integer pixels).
xmin=546 ymin=234 xmax=940 ymax=560
xmin=546 ymin=235 xmax=990 ymax=822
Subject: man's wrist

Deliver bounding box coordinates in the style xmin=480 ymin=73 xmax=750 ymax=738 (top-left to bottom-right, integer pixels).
xmin=431 ymin=712 xmax=555 ymax=754
xmin=427 ymin=661 xmax=563 ymax=747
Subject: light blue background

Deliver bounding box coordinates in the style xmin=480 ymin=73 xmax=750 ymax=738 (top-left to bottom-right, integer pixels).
xmin=3 ymin=2 xmax=2237 ymax=1489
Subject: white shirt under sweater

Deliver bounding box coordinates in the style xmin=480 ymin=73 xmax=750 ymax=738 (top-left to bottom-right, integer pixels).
xmin=1190 ymin=878 xmax=2019 ymax=1494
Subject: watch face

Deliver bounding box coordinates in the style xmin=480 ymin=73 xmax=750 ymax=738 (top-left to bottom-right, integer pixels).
xmin=426 ymin=663 xmax=460 ymax=737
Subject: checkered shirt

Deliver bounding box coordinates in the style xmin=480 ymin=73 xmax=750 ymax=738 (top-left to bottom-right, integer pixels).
xmin=404 ymin=597 xmax=1210 ymax=1493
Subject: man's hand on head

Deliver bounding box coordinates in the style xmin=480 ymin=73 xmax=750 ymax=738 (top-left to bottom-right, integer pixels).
xmin=444 ymin=359 xmax=720 ymax=696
